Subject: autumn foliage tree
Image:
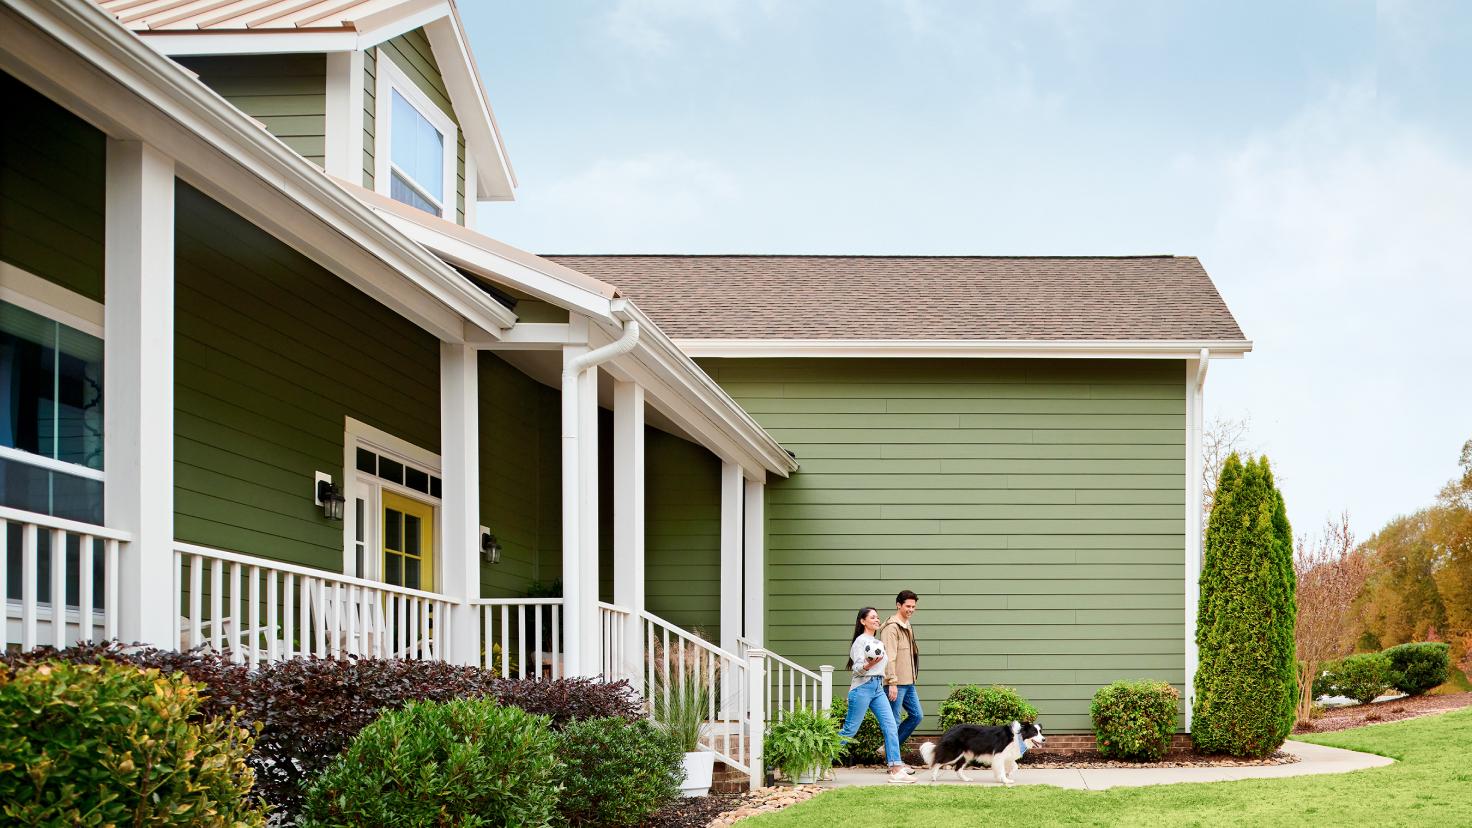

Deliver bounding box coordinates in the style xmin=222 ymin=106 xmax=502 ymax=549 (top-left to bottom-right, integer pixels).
xmin=1293 ymin=513 xmax=1370 ymax=722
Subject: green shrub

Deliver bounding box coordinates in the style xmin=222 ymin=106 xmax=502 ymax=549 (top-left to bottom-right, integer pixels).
xmin=300 ymin=698 xmax=561 ymax=828
xmin=1090 ymin=680 xmax=1180 ymax=761
xmin=1317 ymin=653 xmax=1392 ymax=705
xmin=1383 ymin=642 xmax=1451 ymax=696
xmin=553 ymin=717 xmax=682 ymax=827
xmin=767 ymin=707 xmax=845 ymax=782
xmin=1192 ymin=454 xmax=1298 ymax=757
xmin=829 ymin=696 xmax=885 ymax=765
xmin=0 ymin=660 xmax=265 ymax=826
xmin=938 ymin=684 xmax=1038 ymax=730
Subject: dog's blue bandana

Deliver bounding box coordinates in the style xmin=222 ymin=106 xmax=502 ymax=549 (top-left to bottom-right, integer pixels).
xmin=1015 ymin=734 xmax=1029 ymax=757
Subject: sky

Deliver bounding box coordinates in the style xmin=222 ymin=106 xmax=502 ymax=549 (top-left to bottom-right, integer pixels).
xmin=460 ymin=0 xmax=1472 ymax=543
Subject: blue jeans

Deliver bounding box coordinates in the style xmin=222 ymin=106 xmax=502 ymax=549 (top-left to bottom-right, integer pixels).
xmin=838 ymin=676 xmax=901 ymax=765
xmin=890 ymin=684 xmax=924 ymax=746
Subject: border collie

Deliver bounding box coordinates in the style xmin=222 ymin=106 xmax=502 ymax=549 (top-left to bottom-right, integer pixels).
xmin=918 ymin=721 xmax=1046 ymax=786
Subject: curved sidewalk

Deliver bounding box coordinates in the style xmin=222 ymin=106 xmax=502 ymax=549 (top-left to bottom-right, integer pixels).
xmin=826 ymin=741 xmax=1393 ymax=791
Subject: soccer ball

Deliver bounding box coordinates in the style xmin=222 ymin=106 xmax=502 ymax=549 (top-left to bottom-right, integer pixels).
xmin=863 ymin=640 xmax=886 ymax=660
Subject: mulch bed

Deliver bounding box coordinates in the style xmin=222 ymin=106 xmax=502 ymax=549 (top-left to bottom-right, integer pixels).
xmin=644 ymin=793 xmax=750 ymax=828
xmin=1294 ymin=691 xmax=1472 ymax=734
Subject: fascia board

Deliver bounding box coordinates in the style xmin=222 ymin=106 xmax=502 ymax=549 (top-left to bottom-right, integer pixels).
xmin=136 ymin=30 xmax=359 ymax=55
xmin=676 ymin=339 xmax=1254 ymax=359
xmin=3 ymin=0 xmax=515 ymax=338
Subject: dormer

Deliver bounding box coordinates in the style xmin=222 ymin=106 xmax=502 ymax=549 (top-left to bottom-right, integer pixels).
xmin=97 ymin=0 xmax=515 ymax=225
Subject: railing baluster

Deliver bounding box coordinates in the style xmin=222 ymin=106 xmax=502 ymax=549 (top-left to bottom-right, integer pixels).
xmin=228 ymin=560 xmax=242 ymax=664
xmin=266 ymin=569 xmax=279 ymax=662
xmin=283 ymin=573 xmax=295 ymax=659
xmin=49 ymin=529 xmax=66 ymax=648
xmin=104 ymin=539 xmax=118 ymax=641
xmin=247 ymin=565 xmax=261 ymax=669
xmin=210 ymin=558 xmax=224 ymax=652
xmin=187 ymin=554 xmax=202 ymax=651
xmin=170 ymin=547 xmax=181 ymax=652
xmin=534 ymin=603 xmax=544 ymax=681
xmin=79 ymin=535 xmax=95 ymax=644
xmin=0 ymin=523 xmax=7 ymax=647
xmin=517 ymin=604 xmax=527 ymax=679
xmin=20 ymin=525 xmax=36 ymax=650
xmin=552 ymin=604 xmax=561 ymax=679
xmin=499 ymin=604 xmax=509 ymax=677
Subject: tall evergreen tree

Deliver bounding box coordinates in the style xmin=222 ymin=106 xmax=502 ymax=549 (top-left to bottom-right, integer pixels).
xmin=1192 ymin=454 xmax=1298 ymax=756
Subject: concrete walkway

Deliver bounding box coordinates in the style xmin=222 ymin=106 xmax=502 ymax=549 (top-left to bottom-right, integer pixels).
xmin=826 ymin=741 xmax=1393 ymax=791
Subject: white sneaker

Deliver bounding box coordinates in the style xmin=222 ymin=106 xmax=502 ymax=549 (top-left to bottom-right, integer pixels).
xmin=887 ymin=771 xmax=917 ymax=784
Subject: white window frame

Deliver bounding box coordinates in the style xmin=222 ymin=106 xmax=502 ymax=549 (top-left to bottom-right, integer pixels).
xmin=341 ymin=417 xmax=442 ymax=584
xmin=0 ymin=262 xmax=106 ymax=484
xmin=373 ymin=48 xmax=457 ymax=220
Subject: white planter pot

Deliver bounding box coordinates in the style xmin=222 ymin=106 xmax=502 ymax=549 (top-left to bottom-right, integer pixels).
xmin=680 ymin=750 xmax=715 ymax=798
xmin=793 ymin=766 xmax=820 ymax=785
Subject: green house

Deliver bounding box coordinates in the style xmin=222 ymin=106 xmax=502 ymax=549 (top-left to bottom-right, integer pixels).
xmin=1 ymin=0 xmax=1248 ymax=785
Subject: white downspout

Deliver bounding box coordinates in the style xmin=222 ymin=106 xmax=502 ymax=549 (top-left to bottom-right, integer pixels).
xmin=561 ymin=310 xmax=640 ymax=677
xmin=1185 ymin=347 xmax=1209 ymax=732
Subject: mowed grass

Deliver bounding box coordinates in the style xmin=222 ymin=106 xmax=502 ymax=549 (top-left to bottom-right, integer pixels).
xmin=745 ymin=707 xmax=1472 ymax=827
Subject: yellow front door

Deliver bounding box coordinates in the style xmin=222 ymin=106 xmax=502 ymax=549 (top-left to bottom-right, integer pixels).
xmin=382 ymin=491 xmax=434 ymax=591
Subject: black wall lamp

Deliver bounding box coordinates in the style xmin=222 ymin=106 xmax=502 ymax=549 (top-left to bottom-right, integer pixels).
xmin=314 ymin=472 xmax=345 ymax=521
xmin=480 ymin=525 xmax=501 ymax=564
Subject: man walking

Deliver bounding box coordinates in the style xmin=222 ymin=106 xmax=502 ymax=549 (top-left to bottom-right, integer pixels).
xmin=880 ymin=590 xmax=923 ymax=767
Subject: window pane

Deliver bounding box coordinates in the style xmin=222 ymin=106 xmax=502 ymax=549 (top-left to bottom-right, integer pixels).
xmin=356 ymin=448 xmax=376 ymax=474
xmin=404 ymin=514 xmax=420 ymax=556
xmin=0 ymin=300 xmax=104 ymax=470
xmin=0 ymin=456 xmax=102 ymax=523
xmin=390 ymin=170 xmax=439 ymax=216
xmin=385 ymin=553 xmax=401 ymax=586
xmin=391 ymin=89 xmax=443 ymax=202
xmin=378 ymin=457 xmax=403 ymax=485
xmin=385 ymin=508 xmax=402 ymax=552
xmin=404 ymin=466 xmax=429 ymax=494
xmin=404 ymin=557 xmax=420 ymax=590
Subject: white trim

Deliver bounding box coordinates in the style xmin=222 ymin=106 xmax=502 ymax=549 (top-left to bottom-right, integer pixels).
xmin=1183 ymin=355 xmax=1207 ymax=731
xmin=324 ymin=50 xmax=364 ymax=181
xmin=136 ymin=31 xmax=360 ymax=56
xmin=0 ymin=261 xmax=104 ymax=336
xmin=742 ymin=478 xmax=764 ymax=646
xmin=0 ymin=446 xmax=105 ymax=482
xmin=719 ymin=461 xmax=743 ymax=653
xmin=342 ymin=418 xmax=443 ymax=584
xmin=677 ymin=339 xmax=1254 ymax=359
xmin=463 ymin=151 xmax=477 ymax=226
xmin=613 ymin=381 xmax=645 ymax=677
xmin=344 ymin=417 xmax=442 ymax=472
xmin=422 ymin=14 xmax=515 ymax=199
xmin=374 ymin=46 xmax=458 ymax=221
xmin=439 ymin=341 xmax=480 ymax=664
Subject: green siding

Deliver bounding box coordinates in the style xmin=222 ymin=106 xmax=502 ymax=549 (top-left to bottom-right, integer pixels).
xmin=0 ymin=71 xmax=104 ymax=300
xmin=362 ymin=48 xmax=376 ymax=188
xmin=703 ymin=358 xmax=1187 ymax=733
xmin=477 ymin=353 xmax=562 ymax=597
xmin=177 ymin=55 xmax=326 ymax=167
xmin=645 ymin=430 xmax=722 ymax=638
xmin=370 ymin=29 xmax=467 ymax=223
xmin=174 ymin=183 xmax=440 ymax=570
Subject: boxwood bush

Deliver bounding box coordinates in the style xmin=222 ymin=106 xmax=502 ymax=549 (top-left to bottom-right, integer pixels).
xmin=301 ymin=698 xmax=561 ymax=827
xmin=829 ymin=696 xmax=885 ymax=765
xmin=938 ymin=684 xmax=1038 ymax=730
xmin=0 ymin=660 xmax=265 ymax=826
xmin=553 ymin=717 xmax=683 ymax=826
xmin=1090 ymin=680 xmax=1179 ymax=761
xmin=1317 ymin=653 xmax=1392 ymax=705
xmin=1383 ymin=642 xmax=1451 ymax=696
xmin=3 ymin=643 xmax=640 ymax=822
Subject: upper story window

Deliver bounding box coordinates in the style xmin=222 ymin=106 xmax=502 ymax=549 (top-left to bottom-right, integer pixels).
xmin=376 ymin=51 xmax=457 ymax=220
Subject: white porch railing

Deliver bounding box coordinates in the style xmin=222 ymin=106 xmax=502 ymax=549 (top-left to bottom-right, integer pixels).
xmin=738 ymin=636 xmax=833 ymax=722
xmin=473 ymin=597 xmax=564 ymax=680
xmin=173 ymin=542 xmax=454 ymax=668
xmin=2 ymin=506 xmax=128 ymax=652
xmin=641 ymin=610 xmax=754 ymax=775
xmin=598 ymin=601 xmax=634 ymax=683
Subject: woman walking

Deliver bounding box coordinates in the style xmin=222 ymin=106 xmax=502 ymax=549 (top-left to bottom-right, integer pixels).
xmin=838 ymin=607 xmax=915 ymax=783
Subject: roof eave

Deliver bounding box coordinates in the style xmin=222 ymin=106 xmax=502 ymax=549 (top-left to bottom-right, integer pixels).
xmin=676 ymin=339 xmax=1255 ymax=359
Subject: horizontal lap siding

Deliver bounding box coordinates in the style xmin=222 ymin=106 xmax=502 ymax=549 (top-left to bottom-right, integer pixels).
xmin=174 ymin=184 xmax=439 ymax=571
xmin=177 ymin=55 xmax=326 ymax=167
xmin=645 ymin=430 xmax=722 ymax=637
xmin=0 ymin=71 xmax=104 ymax=299
xmin=703 ymin=358 xmax=1187 ymax=732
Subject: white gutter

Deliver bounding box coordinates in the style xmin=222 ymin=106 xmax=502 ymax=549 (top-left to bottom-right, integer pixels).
xmin=677 ymin=339 xmax=1253 ymax=360
xmin=1195 ymin=347 xmax=1211 ymax=389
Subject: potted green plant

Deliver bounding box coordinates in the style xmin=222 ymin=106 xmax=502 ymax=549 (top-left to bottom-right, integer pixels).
xmin=649 ymin=647 xmax=715 ymax=797
xmin=766 ymin=708 xmax=843 ymax=784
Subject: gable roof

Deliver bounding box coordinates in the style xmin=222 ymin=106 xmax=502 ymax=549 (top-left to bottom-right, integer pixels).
xmin=543 ymin=255 xmax=1251 ymax=357
xmin=94 ymin=0 xmax=516 ymax=200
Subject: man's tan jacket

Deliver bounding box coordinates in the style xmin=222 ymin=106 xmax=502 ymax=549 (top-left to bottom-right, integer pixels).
xmin=879 ymin=614 xmax=919 ymax=687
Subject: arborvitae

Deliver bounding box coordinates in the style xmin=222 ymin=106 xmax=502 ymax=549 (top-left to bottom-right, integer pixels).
xmin=1191 ymin=454 xmax=1298 ymax=756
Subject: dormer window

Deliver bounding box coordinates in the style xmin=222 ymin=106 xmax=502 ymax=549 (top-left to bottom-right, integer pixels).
xmin=375 ymin=51 xmax=457 ymax=219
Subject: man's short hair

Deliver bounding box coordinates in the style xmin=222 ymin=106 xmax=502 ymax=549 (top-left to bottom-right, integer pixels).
xmin=896 ymin=590 xmax=919 ymax=605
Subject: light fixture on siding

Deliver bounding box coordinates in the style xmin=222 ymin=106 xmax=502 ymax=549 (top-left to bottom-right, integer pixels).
xmin=314 ymin=471 xmax=345 ymax=521
xmin=480 ymin=525 xmax=501 ymax=564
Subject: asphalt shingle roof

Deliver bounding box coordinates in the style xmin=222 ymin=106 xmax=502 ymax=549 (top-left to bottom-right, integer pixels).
xmin=543 ymin=255 xmax=1247 ymax=342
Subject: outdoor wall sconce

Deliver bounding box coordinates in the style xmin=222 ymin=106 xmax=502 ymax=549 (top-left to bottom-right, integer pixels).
xmin=480 ymin=525 xmax=501 ymax=564
xmin=313 ymin=472 xmax=345 ymax=521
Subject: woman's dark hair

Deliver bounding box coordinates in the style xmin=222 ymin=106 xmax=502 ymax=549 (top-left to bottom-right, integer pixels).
xmin=846 ymin=607 xmax=878 ymax=670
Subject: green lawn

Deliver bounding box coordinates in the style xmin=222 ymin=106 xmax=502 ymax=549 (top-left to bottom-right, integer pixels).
xmin=746 ymin=707 xmax=1472 ymax=827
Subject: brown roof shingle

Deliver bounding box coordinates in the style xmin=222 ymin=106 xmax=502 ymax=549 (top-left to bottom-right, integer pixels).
xmin=542 ymin=255 xmax=1247 ymax=342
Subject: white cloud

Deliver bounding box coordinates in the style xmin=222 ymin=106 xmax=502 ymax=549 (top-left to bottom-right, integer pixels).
xmin=1197 ymin=80 xmax=1472 ymax=539
xmin=507 ymin=152 xmax=740 ymax=251
xmin=601 ymin=0 xmax=754 ymax=54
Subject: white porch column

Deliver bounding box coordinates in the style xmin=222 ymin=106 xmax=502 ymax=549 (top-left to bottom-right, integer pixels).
xmin=719 ymin=461 xmax=744 ymax=653
xmin=104 ymin=140 xmax=175 ymax=647
xmin=440 ymin=342 xmax=480 ymax=665
xmin=561 ymin=339 xmax=601 ymax=678
xmin=742 ymin=477 xmax=765 ymax=646
xmin=613 ymin=381 xmax=645 ymax=680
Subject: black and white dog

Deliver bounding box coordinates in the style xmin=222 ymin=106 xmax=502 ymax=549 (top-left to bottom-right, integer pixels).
xmin=918 ymin=721 xmax=1046 ymax=786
